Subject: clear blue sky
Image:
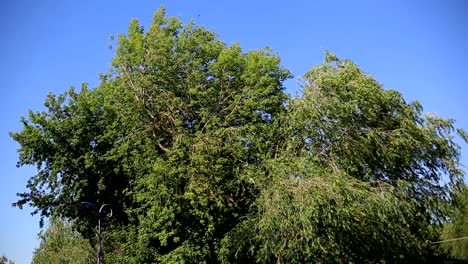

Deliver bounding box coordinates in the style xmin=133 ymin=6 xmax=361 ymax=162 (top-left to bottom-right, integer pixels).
xmin=1 ymin=0 xmax=466 ymax=263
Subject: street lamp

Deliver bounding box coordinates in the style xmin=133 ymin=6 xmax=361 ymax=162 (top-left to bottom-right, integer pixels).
xmin=81 ymin=202 xmax=113 ymax=264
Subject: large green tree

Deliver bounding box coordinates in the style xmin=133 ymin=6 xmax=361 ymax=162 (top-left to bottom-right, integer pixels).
xmin=218 ymin=53 xmax=467 ymax=262
xmin=11 ymin=7 xmax=467 ymax=263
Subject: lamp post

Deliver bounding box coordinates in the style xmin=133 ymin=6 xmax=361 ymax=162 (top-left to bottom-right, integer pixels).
xmin=81 ymin=202 xmax=113 ymax=264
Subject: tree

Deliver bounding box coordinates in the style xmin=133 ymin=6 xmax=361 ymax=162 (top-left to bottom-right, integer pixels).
xmin=440 ymin=185 xmax=468 ymax=260
xmin=283 ymin=52 xmax=466 ymax=225
xmin=11 ymin=7 xmax=467 ymax=263
xmin=219 ymin=53 xmax=467 ymax=263
xmin=11 ymin=7 xmax=291 ymax=263
xmin=32 ymin=216 xmax=94 ymax=264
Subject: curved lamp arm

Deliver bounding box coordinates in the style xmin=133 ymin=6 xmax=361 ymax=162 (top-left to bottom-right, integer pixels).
xmin=99 ymin=204 xmax=113 ymax=218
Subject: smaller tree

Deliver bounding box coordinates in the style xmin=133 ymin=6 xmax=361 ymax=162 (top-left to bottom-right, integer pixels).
xmin=33 ymin=216 xmax=95 ymax=264
xmin=440 ymin=185 xmax=468 ymax=260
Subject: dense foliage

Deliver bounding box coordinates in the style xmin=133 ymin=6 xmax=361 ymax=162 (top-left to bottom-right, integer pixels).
xmin=11 ymin=7 xmax=467 ymax=263
xmin=218 ymin=159 xmax=431 ymax=263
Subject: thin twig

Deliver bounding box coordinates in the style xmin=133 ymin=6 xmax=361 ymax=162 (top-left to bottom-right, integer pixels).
xmin=432 ymin=236 xmax=468 ymax=244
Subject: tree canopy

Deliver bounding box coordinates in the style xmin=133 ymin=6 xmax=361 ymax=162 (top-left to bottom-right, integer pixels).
xmin=11 ymin=7 xmax=467 ymax=263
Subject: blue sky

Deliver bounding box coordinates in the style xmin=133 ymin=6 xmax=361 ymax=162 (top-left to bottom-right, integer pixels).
xmin=0 ymin=0 xmax=466 ymax=263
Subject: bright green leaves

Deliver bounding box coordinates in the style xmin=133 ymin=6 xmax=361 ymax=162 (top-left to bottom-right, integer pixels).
xmin=440 ymin=185 xmax=468 ymax=259
xmin=33 ymin=216 xmax=95 ymax=264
